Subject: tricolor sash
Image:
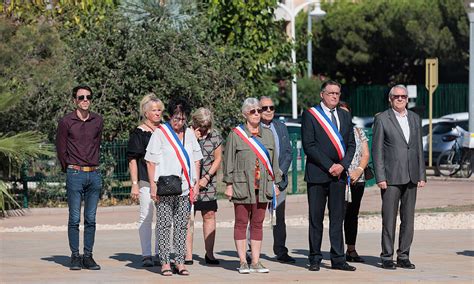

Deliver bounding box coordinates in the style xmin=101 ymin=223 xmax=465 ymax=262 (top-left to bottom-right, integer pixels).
xmin=233 ymin=125 xmax=277 ymax=222
xmin=158 ymin=123 xmax=193 ymax=203
xmin=308 ymin=105 xmax=346 ymax=160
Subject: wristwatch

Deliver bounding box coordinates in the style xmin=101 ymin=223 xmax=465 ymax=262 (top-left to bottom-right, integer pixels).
xmin=132 ymin=181 xmax=138 ymax=185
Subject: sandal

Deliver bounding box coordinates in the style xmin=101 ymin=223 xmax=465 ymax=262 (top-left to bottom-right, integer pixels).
xmin=177 ymin=269 xmax=190 ymax=276
xmin=161 ymin=269 xmax=173 ymax=276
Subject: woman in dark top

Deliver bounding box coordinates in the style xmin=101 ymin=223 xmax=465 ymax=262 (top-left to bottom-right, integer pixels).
xmin=127 ymin=94 xmax=164 ymax=267
xmin=185 ymin=108 xmax=223 ymax=265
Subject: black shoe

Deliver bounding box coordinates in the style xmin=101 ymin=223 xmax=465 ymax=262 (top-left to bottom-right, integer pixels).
xmin=205 ymin=254 xmax=220 ymax=265
xmin=308 ymin=262 xmax=320 ymax=271
xmin=397 ymin=259 xmax=415 ymax=269
xmin=70 ymin=254 xmax=82 ymax=270
xmin=346 ymin=251 xmax=365 ymax=263
xmin=82 ymin=255 xmax=101 ymax=270
xmin=332 ymin=262 xmax=356 ymax=271
xmin=381 ymin=260 xmax=396 ymax=270
xmin=277 ymin=254 xmax=296 ymax=264
xmin=142 ymin=256 xmax=153 ymax=267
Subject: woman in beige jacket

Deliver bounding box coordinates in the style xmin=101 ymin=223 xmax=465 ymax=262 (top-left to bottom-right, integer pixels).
xmin=223 ymin=97 xmax=282 ymax=274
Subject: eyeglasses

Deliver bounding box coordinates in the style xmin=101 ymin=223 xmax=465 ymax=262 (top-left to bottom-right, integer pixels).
xmin=171 ymin=116 xmax=186 ymax=122
xmin=391 ymin=95 xmax=408 ymax=100
xmin=261 ymin=106 xmax=275 ymax=112
xmin=76 ymin=95 xmax=92 ymax=101
xmin=248 ymin=108 xmax=263 ymax=115
xmin=324 ymin=91 xmax=341 ymax=97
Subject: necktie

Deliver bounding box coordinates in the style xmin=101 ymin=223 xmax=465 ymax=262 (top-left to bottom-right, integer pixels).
xmin=330 ymin=109 xmax=338 ymax=130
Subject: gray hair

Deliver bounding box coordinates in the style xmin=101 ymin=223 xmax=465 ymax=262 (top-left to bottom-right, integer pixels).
xmin=388 ymin=84 xmax=408 ymax=97
xmin=259 ymin=96 xmax=272 ymax=101
xmin=241 ymin=97 xmax=260 ymax=115
xmin=191 ymin=107 xmax=213 ymax=129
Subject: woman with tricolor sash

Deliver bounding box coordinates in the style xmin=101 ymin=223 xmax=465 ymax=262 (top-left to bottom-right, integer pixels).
xmin=223 ymin=98 xmax=282 ymax=274
xmin=145 ymin=97 xmax=203 ymax=276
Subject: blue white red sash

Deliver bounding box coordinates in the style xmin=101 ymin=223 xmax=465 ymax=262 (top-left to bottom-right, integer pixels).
xmin=158 ymin=123 xmax=193 ymax=202
xmin=233 ymin=125 xmax=277 ymax=214
xmin=308 ymin=105 xmax=346 ymax=160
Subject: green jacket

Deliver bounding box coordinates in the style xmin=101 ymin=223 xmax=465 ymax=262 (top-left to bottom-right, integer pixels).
xmin=223 ymin=124 xmax=282 ymax=204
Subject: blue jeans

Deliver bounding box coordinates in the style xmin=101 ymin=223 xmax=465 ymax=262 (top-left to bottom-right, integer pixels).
xmin=66 ymin=168 xmax=102 ymax=256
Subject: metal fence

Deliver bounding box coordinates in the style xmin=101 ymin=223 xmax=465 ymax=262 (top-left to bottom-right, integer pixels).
xmin=15 ymin=129 xmax=376 ymax=207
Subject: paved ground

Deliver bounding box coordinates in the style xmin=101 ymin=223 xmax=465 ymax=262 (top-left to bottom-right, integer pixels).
xmin=1 ymin=179 xmax=473 ymax=283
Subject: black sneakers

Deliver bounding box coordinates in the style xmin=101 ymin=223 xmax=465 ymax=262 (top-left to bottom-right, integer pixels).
xmin=70 ymin=255 xmax=82 ymax=270
xmin=82 ymin=255 xmax=101 ymax=270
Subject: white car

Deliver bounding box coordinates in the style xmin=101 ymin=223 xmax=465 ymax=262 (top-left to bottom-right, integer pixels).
xmin=441 ymin=112 xmax=469 ymax=121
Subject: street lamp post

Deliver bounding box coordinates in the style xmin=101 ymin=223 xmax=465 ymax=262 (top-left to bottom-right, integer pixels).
xmin=276 ymin=0 xmax=326 ymax=119
xmin=468 ymin=2 xmax=474 ymax=132
xmin=307 ymin=1 xmax=326 ymax=78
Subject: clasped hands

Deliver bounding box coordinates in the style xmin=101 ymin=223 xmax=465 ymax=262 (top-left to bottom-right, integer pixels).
xmin=329 ymin=163 xmax=344 ymax=178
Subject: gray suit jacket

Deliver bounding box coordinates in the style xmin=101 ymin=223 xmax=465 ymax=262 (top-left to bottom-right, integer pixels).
xmin=372 ymin=109 xmax=426 ymax=185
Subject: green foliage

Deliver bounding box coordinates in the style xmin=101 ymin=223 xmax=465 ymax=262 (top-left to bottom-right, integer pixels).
xmin=206 ymin=0 xmax=292 ymax=84
xmin=0 ymin=17 xmax=73 ymax=141
xmin=311 ymin=0 xmax=468 ymax=84
xmin=297 ymin=77 xmax=322 ymax=109
xmin=69 ymin=12 xmax=247 ymax=139
xmin=0 ymin=180 xmax=22 ymax=216
xmin=2 ymin=0 xmax=120 ymax=35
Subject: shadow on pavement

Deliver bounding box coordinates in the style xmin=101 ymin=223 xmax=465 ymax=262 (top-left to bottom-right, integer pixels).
xmin=110 ymin=253 xmax=150 ymax=269
xmin=456 ymin=250 xmax=474 ymax=257
xmin=41 ymin=255 xmax=70 ymax=268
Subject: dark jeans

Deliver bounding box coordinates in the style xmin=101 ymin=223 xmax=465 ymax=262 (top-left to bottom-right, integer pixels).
xmin=66 ymin=168 xmax=102 ymax=257
xmin=344 ymin=182 xmax=366 ymax=246
xmin=307 ymin=181 xmax=346 ymax=266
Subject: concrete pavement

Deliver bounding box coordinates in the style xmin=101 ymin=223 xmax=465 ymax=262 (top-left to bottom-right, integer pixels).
xmin=1 ymin=179 xmax=473 ymax=283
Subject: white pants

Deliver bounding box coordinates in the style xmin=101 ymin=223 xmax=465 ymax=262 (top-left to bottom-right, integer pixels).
xmin=138 ymin=187 xmax=158 ymax=257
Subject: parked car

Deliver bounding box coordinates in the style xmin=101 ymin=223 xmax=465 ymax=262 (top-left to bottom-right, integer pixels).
xmin=441 ymin=112 xmax=468 ymax=121
xmin=423 ymin=120 xmax=469 ymax=163
xmin=421 ymin=118 xmax=453 ymax=150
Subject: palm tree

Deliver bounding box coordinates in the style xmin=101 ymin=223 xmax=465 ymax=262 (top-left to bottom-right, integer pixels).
xmin=0 ymin=93 xmax=54 ymax=215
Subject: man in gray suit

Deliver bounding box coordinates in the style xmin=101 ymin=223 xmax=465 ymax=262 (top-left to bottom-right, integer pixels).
xmin=260 ymin=96 xmax=295 ymax=263
xmin=372 ymin=85 xmax=426 ymax=270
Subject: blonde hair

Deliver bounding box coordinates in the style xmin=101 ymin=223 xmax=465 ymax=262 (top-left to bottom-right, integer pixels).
xmin=139 ymin=93 xmax=164 ymax=121
xmin=192 ymin=107 xmax=213 ymax=129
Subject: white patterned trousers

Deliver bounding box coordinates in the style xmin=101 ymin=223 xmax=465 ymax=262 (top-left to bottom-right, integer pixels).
xmin=155 ymin=195 xmax=190 ymax=264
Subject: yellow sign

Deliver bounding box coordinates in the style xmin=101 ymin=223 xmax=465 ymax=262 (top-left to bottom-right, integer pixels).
xmin=425 ymin=58 xmax=438 ymax=92
xmin=425 ymin=58 xmax=439 ymax=167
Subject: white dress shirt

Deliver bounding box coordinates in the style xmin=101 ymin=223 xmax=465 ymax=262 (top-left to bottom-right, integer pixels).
xmin=392 ymin=108 xmax=410 ymax=143
xmin=320 ymin=101 xmax=340 ymax=131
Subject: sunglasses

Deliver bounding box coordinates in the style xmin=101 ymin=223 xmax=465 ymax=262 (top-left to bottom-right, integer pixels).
xmin=391 ymin=95 xmax=408 ymax=100
xmin=261 ymin=106 xmax=275 ymax=112
xmin=76 ymin=95 xmax=93 ymax=101
xmin=248 ymin=108 xmax=263 ymax=115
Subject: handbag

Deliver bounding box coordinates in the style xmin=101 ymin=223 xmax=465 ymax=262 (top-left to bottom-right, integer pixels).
xmin=364 ymin=165 xmax=375 ymax=180
xmin=157 ymin=175 xmax=182 ymax=196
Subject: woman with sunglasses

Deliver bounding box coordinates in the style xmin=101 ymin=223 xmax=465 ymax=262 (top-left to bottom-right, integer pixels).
xmin=223 ymin=98 xmax=281 ymax=274
xmin=185 ymin=107 xmax=223 ymax=265
xmin=127 ymin=93 xmax=164 ymax=267
xmin=145 ymin=97 xmax=203 ymax=276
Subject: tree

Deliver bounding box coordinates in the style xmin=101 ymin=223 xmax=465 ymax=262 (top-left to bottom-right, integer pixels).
xmin=310 ymin=0 xmax=468 ymax=85
xmin=69 ymin=11 xmax=247 ymax=140
xmin=206 ymin=0 xmax=292 ymax=85
xmin=0 ymin=17 xmax=73 ymax=141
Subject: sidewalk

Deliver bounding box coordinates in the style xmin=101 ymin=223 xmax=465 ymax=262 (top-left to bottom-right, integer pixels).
xmin=0 ymin=179 xmax=473 ymax=283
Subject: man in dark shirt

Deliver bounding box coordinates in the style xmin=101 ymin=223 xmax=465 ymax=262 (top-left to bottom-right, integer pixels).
xmin=56 ymin=85 xmax=104 ymax=271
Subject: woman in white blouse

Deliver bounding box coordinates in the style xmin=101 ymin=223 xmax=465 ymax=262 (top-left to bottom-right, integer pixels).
xmin=145 ymin=97 xmax=202 ymax=276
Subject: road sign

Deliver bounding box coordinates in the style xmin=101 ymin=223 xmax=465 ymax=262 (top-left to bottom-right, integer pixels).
xmin=425 ymin=58 xmax=438 ymax=93
xmin=426 ymin=58 xmax=438 ymax=167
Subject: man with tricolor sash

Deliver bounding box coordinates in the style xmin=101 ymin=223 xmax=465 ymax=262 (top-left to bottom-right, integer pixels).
xmin=301 ymin=80 xmax=356 ymax=272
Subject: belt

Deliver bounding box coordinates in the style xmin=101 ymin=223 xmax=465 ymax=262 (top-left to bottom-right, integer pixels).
xmin=68 ymin=165 xmax=99 ymax=172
